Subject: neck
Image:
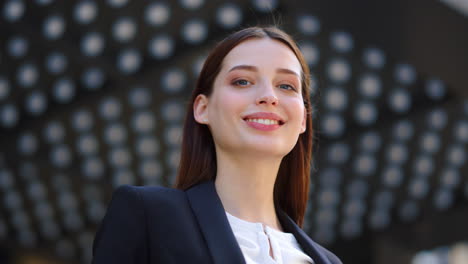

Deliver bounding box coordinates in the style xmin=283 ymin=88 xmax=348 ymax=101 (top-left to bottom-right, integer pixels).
xmin=214 ymin=150 xmax=283 ymax=231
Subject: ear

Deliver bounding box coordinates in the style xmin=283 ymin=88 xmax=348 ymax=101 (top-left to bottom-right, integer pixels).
xmin=193 ymin=94 xmax=209 ymax=124
xmin=300 ymin=108 xmax=307 ymax=134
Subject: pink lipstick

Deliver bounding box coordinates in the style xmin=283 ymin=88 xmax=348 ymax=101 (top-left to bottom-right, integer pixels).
xmin=242 ymin=112 xmax=285 ymax=131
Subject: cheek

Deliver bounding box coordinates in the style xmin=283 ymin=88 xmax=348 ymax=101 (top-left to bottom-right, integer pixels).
xmin=209 ymin=88 xmax=247 ymax=121
xmin=286 ymin=100 xmax=306 ymax=132
xmin=286 ymin=98 xmax=305 ymax=119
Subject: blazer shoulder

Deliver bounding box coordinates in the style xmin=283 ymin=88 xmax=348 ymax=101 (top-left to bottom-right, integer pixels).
xmin=119 ymin=184 xmax=189 ymax=214
xmin=92 ymin=185 xmax=150 ymax=263
xmin=123 ymin=184 xmax=186 ymax=203
xmin=92 ymin=185 xmax=189 ymax=263
xmin=121 ymin=184 xmax=184 ymax=196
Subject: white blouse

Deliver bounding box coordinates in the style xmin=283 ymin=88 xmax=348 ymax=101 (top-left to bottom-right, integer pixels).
xmin=226 ymin=212 xmax=314 ymax=264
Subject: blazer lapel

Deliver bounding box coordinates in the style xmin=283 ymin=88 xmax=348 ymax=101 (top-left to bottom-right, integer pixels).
xmin=185 ymin=181 xmax=246 ymax=264
xmin=277 ymin=210 xmax=332 ymax=264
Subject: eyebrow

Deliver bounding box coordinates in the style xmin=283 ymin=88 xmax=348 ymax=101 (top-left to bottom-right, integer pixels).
xmin=228 ymin=64 xmax=300 ymax=77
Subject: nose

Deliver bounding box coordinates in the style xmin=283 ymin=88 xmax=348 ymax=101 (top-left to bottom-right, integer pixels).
xmin=256 ymin=84 xmax=279 ymax=106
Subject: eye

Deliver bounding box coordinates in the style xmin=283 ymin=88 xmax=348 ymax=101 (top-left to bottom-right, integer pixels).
xmin=232 ymin=79 xmax=252 ymax=86
xmin=279 ymin=84 xmax=296 ymax=91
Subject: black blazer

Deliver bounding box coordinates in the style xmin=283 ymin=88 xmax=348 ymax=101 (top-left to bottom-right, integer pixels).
xmin=92 ymin=180 xmax=342 ymax=264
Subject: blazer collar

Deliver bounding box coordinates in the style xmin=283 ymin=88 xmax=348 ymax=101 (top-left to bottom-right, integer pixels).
xmin=277 ymin=210 xmax=332 ymax=264
xmin=185 ymin=180 xmax=331 ymax=264
xmin=185 ymin=181 xmax=246 ymax=264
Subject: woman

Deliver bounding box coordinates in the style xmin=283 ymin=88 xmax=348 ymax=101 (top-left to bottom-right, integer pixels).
xmin=92 ymin=26 xmax=342 ymax=264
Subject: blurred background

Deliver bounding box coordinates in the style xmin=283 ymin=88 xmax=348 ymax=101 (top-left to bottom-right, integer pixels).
xmin=0 ymin=0 xmax=467 ymax=263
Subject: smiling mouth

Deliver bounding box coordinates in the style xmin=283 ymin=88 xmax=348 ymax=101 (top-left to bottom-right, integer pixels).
xmin=243 ymin=118 xmax=285 ymax=126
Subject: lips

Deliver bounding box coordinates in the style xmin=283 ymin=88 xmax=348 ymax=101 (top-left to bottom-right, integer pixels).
xmin=242 ymin=112 xmax=285 ymax=125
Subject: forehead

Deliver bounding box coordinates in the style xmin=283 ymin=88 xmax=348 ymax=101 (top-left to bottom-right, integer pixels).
xmin=221 ymin=38 xmax=302 ymax=74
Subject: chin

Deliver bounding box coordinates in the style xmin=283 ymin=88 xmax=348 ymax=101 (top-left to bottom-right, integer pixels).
xmin=243 ymin=143 xmax=293 ymax=158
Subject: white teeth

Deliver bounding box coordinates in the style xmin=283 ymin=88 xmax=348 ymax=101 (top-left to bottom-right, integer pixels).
xmin=245 ymin=118 xmax=279 ymax=125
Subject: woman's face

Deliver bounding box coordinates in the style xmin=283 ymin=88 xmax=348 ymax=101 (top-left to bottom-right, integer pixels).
xmin=194 ymin=38 xmax=306 ymax=158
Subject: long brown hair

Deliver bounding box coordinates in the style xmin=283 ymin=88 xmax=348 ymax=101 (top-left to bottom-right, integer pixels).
xmin=174 ymin=26 xmax=313 ymax=227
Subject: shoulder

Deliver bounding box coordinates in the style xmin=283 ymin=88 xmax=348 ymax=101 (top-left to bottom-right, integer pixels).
xmin=96 ymin=184 xmax=187 ymax=228
xmin=112 ymin=184 xmax=187 ymax=208
xmin=112 ymin=184 xmax=192 ymax=216
xmin=93 ymin=185 xmax=192 ymax=263
xmin=115 ymin=184 xmax=185 ymax=198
